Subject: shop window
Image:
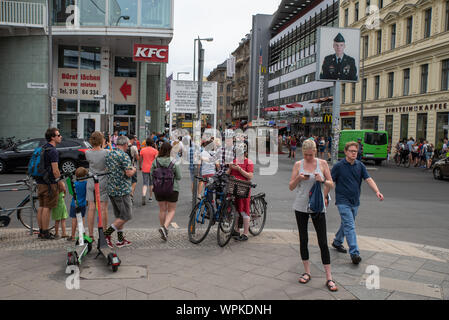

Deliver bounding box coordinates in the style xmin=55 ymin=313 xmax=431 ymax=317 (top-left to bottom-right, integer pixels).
xmin=114 ymin=105 xmax=136 ymax=115
xmin=58 ymin=46 xmax=78 ymax=69
xmin=441 ymin=59 xmax=449 ymax=91
xmin=80 ymin=100 xmax=100 ymax=113
xmin=80 ymin=47 xmax=101 ymax=70
xmin=58 ymin=99 xmax=77 ymax=112
xmin=115 ymin=57 xmax=137 ymax=77
xmin=79 ymin=0 xmax=106 ymax=26
xmin=362 ymin=116 xmax=378 ymax=131
xmin=400 ymin=114 xmax=409 ymax=141
xmin=58 ymin=114 xmax=78 ymax=139
xmin=436 ymin=112 xmax=449 ymax=147
xmin=342 ymin=118 xmax=355 ymax=130
xmin=416 ymin=113 xmax=427 ymax=141
xmin=385 ymin=115 xmax=393 ymax=144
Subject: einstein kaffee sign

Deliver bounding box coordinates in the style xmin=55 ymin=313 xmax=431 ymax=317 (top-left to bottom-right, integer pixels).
xmin=58 ymin=68 xmax=101 ymax=99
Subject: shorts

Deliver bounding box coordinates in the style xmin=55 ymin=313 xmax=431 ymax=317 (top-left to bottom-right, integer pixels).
xmin=109 ymin=195 xmax=133 ymax=222
xmin=155 ymin=191 xmax=179 ymax=203
xmin=236 ymin=196 xmax=251 ymax=217
xmin=291 ymin=146 xmax=297 ymax=151
xmin=412 ymin=152 xmax=418 ymax=160
xmin=38 ymin=184 xmax=59 ymax=209
xmin=319 ymin=147 xmax=325 ymax=153
xmin=131 ymin=172 xmax=138 ymax=184
xmin=69 ymin=206 xmax=86 ymax=218
xmin=425 ymin=152 xmax=432 ymax=160
xmin=142 ymin=172 xmax=153 ymax=186
xmin=86 ymin=178 xmax=109 ymax=202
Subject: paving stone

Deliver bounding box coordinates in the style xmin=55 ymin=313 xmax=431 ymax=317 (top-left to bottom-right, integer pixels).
xmin=0 ymin=284 xmax=27 ymax=299
xmin=78 ymin=280 xmax=123 ymax=296
xmin=387 ymin=291 xmax=437 ymax=300
xmin=421 ymin=261 xmax=449 ymax=275
xmin=379 ymin=268 xmax=414 ymax=281
xmin=410 ymin=269 xmax=448 ymax=286
xmin=98 ymin=288 xmax=127 ymax=300
xmin=333 ymin=274 xmax=363 ymax=286
xmin=251 ymin=266 xmax=285 ymax=278
xmin=147 ymin=287 xmax=196 ymax=300
xmin=282 ymin=284 xmax=335 ymax=300
xmin=389 ymin=258 xmax=426 ymax=273
xmin=126 ymin=288 xmax=148 ymax=300
xmin=242 ymin=284 xmax=291 ymax=300
xmin=442 ymin=282 xmax=449 ymax=300
xmin=343 ymin=285 xmax=392 ymax=300
xmin=380 ymin=277 xmax=442 ymax=299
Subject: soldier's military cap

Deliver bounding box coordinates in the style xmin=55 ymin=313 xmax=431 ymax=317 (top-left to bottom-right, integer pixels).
xmin=334 ymin=33 xmax=345 ymax=43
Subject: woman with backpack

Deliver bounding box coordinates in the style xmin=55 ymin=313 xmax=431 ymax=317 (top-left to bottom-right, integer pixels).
xmin=151 ymin=142 xmax=182 ymax=241
xmin=288 ymin=139 xmax=337 ymax=292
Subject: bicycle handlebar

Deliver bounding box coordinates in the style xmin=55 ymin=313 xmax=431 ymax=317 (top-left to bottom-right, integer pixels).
xmin=77 ymin=172 xmax=109 ymax=181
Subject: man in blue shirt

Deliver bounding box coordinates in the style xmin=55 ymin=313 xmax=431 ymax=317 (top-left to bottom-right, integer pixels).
xmin=329 ymin=141 xmax=384 ymax=265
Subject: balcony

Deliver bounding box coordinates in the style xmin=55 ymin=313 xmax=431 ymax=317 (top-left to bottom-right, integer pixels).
xmin=0 ymin=1 xmax=46 ymax=28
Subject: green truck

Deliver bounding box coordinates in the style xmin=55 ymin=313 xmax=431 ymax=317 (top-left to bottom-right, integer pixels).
xmin=338 ymin=130 xmax=388 ymax=165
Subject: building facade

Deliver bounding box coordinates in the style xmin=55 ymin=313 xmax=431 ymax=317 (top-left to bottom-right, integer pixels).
xmin=340 ymin=0 xmax=449 ymax=147
xmin=231 ymin=34 xmax=251 ymax=125
xmin=0 ymin=0 xmax=173 ymax=140
xmin=207 ymin=61 xmax=232 ymax=130
xmin=267 ymin=0 xmax=339 ymax=136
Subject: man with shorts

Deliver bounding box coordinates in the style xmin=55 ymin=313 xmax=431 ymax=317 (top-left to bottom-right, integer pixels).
xmin=139 ymin=138 xmax=158 ymax=205
xmin=37 ymin=128 xmax=65 ymax=240
xmin=104 ymin=136 xmax=137 ymax=248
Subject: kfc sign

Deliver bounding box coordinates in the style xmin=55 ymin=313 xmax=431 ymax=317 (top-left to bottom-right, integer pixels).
xmin=133 ymin=44 xmax=169 ymax=63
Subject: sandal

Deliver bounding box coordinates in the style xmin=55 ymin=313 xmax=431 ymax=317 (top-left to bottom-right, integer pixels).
xmin=326 ymin=280 xmax=338 ymax=292
xmin=298 ymin=273 xmax=311 ymax=284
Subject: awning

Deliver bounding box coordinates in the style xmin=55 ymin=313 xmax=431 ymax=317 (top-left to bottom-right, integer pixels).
xmin=311 ymin=96 xmax=333 ymax=103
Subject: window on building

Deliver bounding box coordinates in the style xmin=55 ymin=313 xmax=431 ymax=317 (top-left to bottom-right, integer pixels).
xmin=406 ymin=16 xmax=413 ymax=44
xmin=58 ymin=45 xmax=78 ymax=69
xmin=436 ymin=112 xmax=449 ymax=145
xmin=374 ymin=75 xmax=380 ymax=100
xmin=400 ymin=114 xmax=409 ymax=141
xmin=219 ymin=96 xmax=224 ymax=106
xmin=80 ymin=47 xmax=101 ymax=70
xmin=53 ymin=0 xmax=75 ymax=25
xmin=226 ymin=96 xmax=231 ymax=106
xmin=442 ymin=59 xmax=449 ymax=90
xmin=114 ymin=105 xmax=136 ymax=115
xmin=379 ymin=0 xmax=384 ymax=9
xmin=416 ymin=113 xmax=428 ymax=141
xmin=390 ymin=24 xmax=396 ymax=50
xmin=362 ymin=78 xmax=367 ymax=101
xmin=363 ymin=116 xmax=378 ymax=131
xmin=115 ymin=57 xmax=137 ymax=77
xmin=80 ymin=100 xmax=100 ymax=113
xmin=421 ymin=64 xmax=428 ymax=94
xmin=424 ymin=8 xmax=432 ymax=38
xmin=352 ymin=83 xmax=356 ymax=102
xmin=385 ymin=115 xmax=393 ymax=144
xmin=388 ymin=72 xmax=394 ymax=98
xmin=363 ymin=36 xmax=369 ymax=59
xmin=227 ymin=84 xmax=231 ymax=93
xmin=376 ymin=30 xmax=382 ymax=54
xmin=344 ymin=8 xmax=349 ymax=27
xmin=342 ymin=84 xmax=346 ymax=104
xmin=58 ymin=99 xmax=77 ymax=112
xmin=220 ymin=84 xmax=224 ymax=93
xmin=355 ymin=2 xmax=359 ymax=21
xmin=403 ymin=68 xmax=410 ymax=96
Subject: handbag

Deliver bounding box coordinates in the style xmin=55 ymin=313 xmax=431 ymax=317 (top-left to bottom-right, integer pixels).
xmin=308 ymin=181 xmax=324 ymax=216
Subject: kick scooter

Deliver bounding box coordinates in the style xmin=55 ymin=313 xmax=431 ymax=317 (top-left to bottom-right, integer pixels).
xmin=89 ymin=173 xmax=121 ymax=272
xmin=65 ymin=173 xmax=93 ymax=267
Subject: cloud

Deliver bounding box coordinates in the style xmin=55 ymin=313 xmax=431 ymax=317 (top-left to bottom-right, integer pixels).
xmin=167 ymin=0 xmax=279 ymax=79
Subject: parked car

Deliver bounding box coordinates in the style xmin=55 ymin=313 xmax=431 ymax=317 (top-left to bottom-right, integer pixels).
xmin=433 ymin=156 xmax=449 ymax=180
xmin=0 ymin=138 xmax=91 ymax=174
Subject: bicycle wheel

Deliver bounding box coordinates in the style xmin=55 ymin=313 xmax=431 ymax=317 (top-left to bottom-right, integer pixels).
xmin=217 ymin=200 xmax=237 ymax=247
xmin=249 ymin=195 xmax=267 ymax=236
xmin=17 ymin=196 xmax=55 ymax=232
xmin=395 ymin=155 xmax=401 ymax=166
xmin=404 ymin=156 xmax=410 ymax=168
xmin=188 ymin=201 xmax=214 ymax=244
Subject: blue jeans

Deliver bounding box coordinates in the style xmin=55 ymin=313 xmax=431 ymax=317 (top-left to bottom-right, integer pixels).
xmin=334 ymin=204 xmax=360 ymax=256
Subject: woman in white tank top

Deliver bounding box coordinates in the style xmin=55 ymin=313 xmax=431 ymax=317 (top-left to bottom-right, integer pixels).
xmin=289 ymin=139 xmax=338 ymax=292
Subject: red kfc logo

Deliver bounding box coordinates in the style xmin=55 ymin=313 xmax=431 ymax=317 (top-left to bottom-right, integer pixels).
xmin=133 ymin=44 xmax=169 ymax=63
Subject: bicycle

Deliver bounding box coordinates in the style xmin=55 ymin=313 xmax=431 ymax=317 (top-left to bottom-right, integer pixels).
xmin=395 ymin=150 xmax=410 ymax=168
xmin=0 ymin=176 xmax=54 ymax=232
xmin=248 ymin=192 xmax=267 ymax=236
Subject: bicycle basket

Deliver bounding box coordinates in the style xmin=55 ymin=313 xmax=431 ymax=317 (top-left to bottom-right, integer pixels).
xmin=226 ymin=176 xmax=252 ymax=198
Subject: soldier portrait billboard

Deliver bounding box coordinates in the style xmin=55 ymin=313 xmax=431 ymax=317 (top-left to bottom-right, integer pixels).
xmin=316 ymin=27 xmax=360 ymax=82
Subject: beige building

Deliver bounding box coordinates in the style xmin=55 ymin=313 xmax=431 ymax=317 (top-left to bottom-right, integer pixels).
xmin=207 ymin=61 xmax=233 ymax=130
xmin=231 ymin=35 xmax=251 ymax=125
xmin=340 ymin=0 xmax=449 ymax=148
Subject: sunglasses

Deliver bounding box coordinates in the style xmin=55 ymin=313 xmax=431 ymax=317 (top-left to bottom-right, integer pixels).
xmin=55 ymin=134 xmax=62 ymax=137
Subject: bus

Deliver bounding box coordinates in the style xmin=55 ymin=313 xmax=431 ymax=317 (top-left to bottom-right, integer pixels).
xmin=338 ymin=130 xmax=388 ymax=165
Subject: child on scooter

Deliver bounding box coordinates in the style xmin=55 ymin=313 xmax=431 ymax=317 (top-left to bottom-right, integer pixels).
xmin=67 ymin=167 xmax=88 ymax=241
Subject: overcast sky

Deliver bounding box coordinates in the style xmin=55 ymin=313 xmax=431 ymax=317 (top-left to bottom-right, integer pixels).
xmin=167 ymin=0 xmax=280 ymax=79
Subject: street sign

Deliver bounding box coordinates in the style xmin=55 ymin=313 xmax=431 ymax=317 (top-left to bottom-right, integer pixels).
xmin=27 ymin=82 xmax=47 ymax=89
xmin=170 ymin=80 xmax=217 ymax=115
xmin=51 ymin=96 xmax=57 ymax=115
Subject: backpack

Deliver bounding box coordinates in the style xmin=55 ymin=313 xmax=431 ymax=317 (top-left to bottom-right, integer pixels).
xmin=308 ymin=181 xmax=324 ymax=214
xmin=426 ymin=144 xmax=433 ymax=153
xmin=152 ymin=159 xmax=175 ymax=196
xmin=28 ymin=146 xmax=51 ymax=183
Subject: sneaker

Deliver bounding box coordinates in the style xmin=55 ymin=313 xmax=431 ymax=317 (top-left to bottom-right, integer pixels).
xmin=116 ymin=239 xmax=132 ymax=248
xmin=332 ymin=241 xmax=347 ymax=253
xmin=105 ymin=235 xmax=114 ymax=248
xmin=351 ymin=254 xmax=362 ymax=265
xmin=41 ymin=231 xmax=56 ymax=240
xmin=231 ymin=230 xmax=240 ymax=238
xmin=236 ymin=234 xmax=249 ymax=241
xmin=159 ymin=226 xmax=167 ymax=241
xmin=148 ymin=197 xmax=153 ymax=203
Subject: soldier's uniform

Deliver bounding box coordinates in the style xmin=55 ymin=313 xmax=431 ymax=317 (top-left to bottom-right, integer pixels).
xmin=320 ymin=33 xmax=358 ymax=81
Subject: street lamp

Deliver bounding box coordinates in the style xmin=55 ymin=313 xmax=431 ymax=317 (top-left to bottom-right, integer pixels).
xmin=116 ymin=15 xmax=130 ymax=26
xmin=193 ymin=37 xmax=213 ymax=81
xmin=177 ymin=71 xmax=190 ymax=80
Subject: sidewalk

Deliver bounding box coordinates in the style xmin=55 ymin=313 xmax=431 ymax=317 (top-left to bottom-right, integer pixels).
xmin=0 ymin=228 xmax=448 ymax=300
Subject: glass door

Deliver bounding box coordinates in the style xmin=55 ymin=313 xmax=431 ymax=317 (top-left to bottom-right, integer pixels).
xmin=78 ymin=114 xmax=101 ymax=140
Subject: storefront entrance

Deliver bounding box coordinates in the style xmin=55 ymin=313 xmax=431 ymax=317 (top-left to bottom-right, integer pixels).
xmin=78 ymin=114 xmax=101 ymax=140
